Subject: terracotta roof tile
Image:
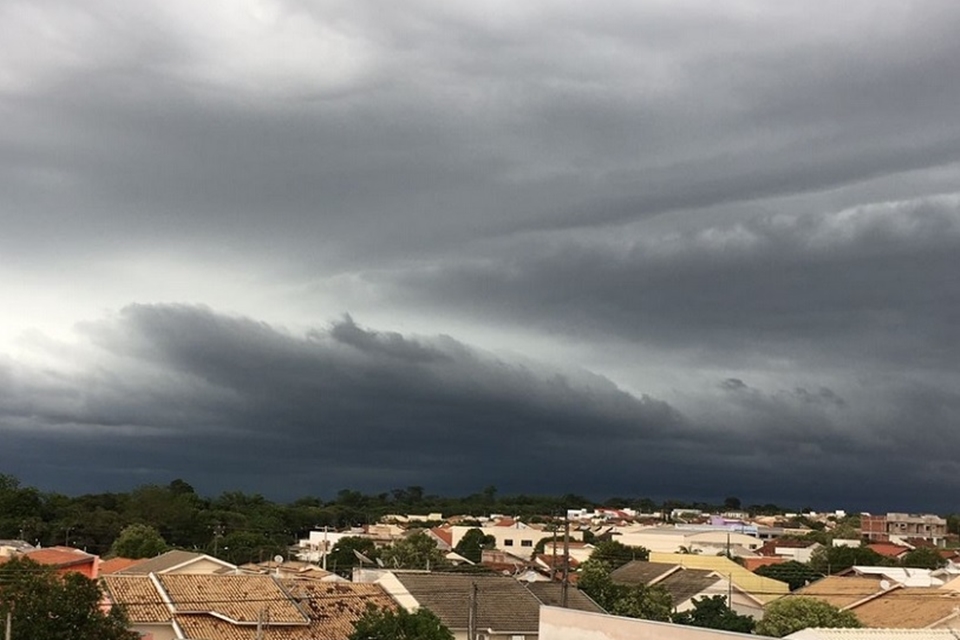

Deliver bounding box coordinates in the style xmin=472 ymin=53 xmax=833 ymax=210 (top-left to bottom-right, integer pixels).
xmin=794 ymin=576 xmax=887 ymax=610
xmin=24 ymin=546 xmax=96 ymax=568
xmin=102 ymin=575 xmax=172 ymax=623
xmin=100 ymin=557 xmax=140 ymax=574
xmin=850 ymin=587 xmax=960 ymax=628
xmin=430 ymin=527 xmax=453 ymax=547
xmin=158 ymin=574 xmax=308 ymax=624
xmin=280 ymin=580 xmax=396 ymax=637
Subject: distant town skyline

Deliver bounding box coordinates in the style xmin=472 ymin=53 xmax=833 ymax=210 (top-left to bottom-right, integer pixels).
xmin=1 ymin=1 xmax=959 ymax=512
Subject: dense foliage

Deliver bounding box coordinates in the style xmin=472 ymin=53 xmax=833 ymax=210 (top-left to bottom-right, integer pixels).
xmin=672 ymin=595 xmax=756 ymax=633
xmin=808 ymin=545 xmax=888 ymax=574
xmin=755 ymin=598 xmax=861 ymax=637
xmin=754 ymin=561 xmax=823 ymax=591
xmin=0 ymin=557 xmax=137 ymax=640
xmin=589 ymin=540 xmax=649 ymax=568
xmin=577 ymin=559 xmax=672 ymax=621
xmin=348 ymin=605 xmax=453 ymax=640
xmin=453 ymin=528 xmax=496 ymax=563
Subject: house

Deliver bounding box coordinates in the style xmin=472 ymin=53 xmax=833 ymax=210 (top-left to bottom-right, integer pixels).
xmin=114 ymin=549 xmax=236 ymax=575
xmin=20 ymin=546 xmax=100 ymax=578
xmin=609 ymin=561 xmax=764 ymax=619
xmin=847 ymin=565 xmax=945 ymax=588
xmin=611 ymin=525 xmax=762 ymax=555
xmin=865 ymin=543 xmax=911 ymax=561
xmin=449 ymin=522 xmax=581 ymax=557
xmin=376 ymin=571 xmax=542 ymax=639
xmin=648 ymin=552 xmax=790 ymax=604
xmin=539 ymin=540 xmax=595 ymax=564
xmin=862 ymin=513 xmax=947 ymax=546
xmin=102 ymin=572 xmax=396 ymax=640
xmin=238 ymin=559 xmax=346 ymax=581
xmin=755 ymin=539 xmax=822 ymax=563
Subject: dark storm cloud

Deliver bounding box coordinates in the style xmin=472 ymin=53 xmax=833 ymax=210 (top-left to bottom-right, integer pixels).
xmin=2 ymin=1 xmax=960 ymax=511
xmin=2 ymin=305 xmax=959 ymax=510
xmin=3 ymin=1 xmax=960 ymax=266
xmin=389 ymin=195 xmax=960 ymax=371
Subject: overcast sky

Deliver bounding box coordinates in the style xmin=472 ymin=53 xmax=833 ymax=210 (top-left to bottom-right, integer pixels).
xmin=2 ymin=0 xmax=959 ymax=512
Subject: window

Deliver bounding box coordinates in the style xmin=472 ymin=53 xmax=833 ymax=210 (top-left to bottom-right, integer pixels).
xmin=520 ymin=540 xmax=533 ymax=547
xmin=504 ymin=539 xmax=514 ymax=546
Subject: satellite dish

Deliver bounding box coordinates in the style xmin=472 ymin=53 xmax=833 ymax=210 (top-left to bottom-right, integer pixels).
xmin=880 ymin=579 xmax=891 ymax=590
xmin=273 ymin=555 xmax=284 ymax=564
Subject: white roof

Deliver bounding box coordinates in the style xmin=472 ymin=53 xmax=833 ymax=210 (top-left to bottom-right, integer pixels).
xmin=852 ymin=566 xmax=945 ymax=587
xmin=787 ymin=630 xmax=960 ymax=640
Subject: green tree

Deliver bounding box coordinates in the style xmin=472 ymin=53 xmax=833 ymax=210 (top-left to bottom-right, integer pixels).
xmin=348 ymin=605 xmax=453 ymax=640
xmin=453 ymin=528 xmax=496 ymax=563
xmin=947 ymin=514 xmax=960 ymax=536
xmin=723 ymin=496 xmax=742 ymax=511
xmin=217 ymin=530 xmax=284 ymax=565
xmin=672 ymin=595 xmax=756 ymax=633
xmin=109 ymin=524 xmax=168 ymax=559
xmin=589 ymin=540 xmax=648 ymax=568
xmin=327 ymin=536 xmax=380 ymax=577
xmin=381 ymin=531 xmax=449 ymax=570
xmin=756 ymin=597 xmax=861 ymax=637
xmin=809 ymin=545 xmax=886 ymax=574
xmin=0 ymin=557 xmax=137 ymax=640
xmin=577 ymin=559 xmax=671 ymax=621
xmin=900 ymin=546 xmax=947 ymax=569
xmin=755 ymin=561 xmax=822 ymax=591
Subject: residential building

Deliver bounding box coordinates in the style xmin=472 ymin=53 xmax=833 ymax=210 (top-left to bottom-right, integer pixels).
xmin=862 ymin=513 xmax=947 ymax=545
xmin=611 ymin=525 xmax=762 ymax=554
xmin=648 ymin=552 xmax=790 ymax=604
xmin=114 ymin=549 xmax=235 ymax=575
xmin=609 ymin=561 xmax=764 ymax=619
xmin=449 ymin=522 xmax=581 ymax=557
xmin=20 ymin=546 xmax=100 ymax=578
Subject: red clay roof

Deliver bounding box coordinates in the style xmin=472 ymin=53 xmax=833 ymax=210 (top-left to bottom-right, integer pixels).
xmin=867 ymin=543 xmax=911 ymax=558
xmin=24 ymin=547 xmax=96 ymax=567
xmin=99 ymin=557 xmax=140 ymax=574
xmin=430 ymin=527 xmax=453 ymax=547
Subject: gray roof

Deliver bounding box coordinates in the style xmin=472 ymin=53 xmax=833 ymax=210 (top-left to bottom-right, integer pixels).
xmin=115 ymin=550 xmax=209 ymax=575
xmin=657 ymin=569 xmax=723 ymax=607
xmin=609 ymin=560 xmax=678 ymax=585
xmin=393 ymin=572 xmax=540 ymax=633
xmin=524 ymin=581 xmax=606 ymax=613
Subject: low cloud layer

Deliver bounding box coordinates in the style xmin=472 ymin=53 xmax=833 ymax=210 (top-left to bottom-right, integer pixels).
xmin=2 ymin=305 xmax=958 ymax=511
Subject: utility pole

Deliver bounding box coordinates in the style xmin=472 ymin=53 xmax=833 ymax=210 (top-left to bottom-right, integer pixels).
xmin=321 ymin=526 xmax=328 ymax=571
xmin=467 ymin=582 xmax=478 ymax=640
xmin=560 ymin=515 xmax=570 ymax=608
xmin=212 ymin=524 xmax=225 ymax=557
xmin=5 ymin=608 xmax=11 ymax=640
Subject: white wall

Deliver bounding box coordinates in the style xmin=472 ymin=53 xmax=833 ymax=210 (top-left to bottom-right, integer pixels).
xmin=539 ymin=606 xmax=754 ymax=640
